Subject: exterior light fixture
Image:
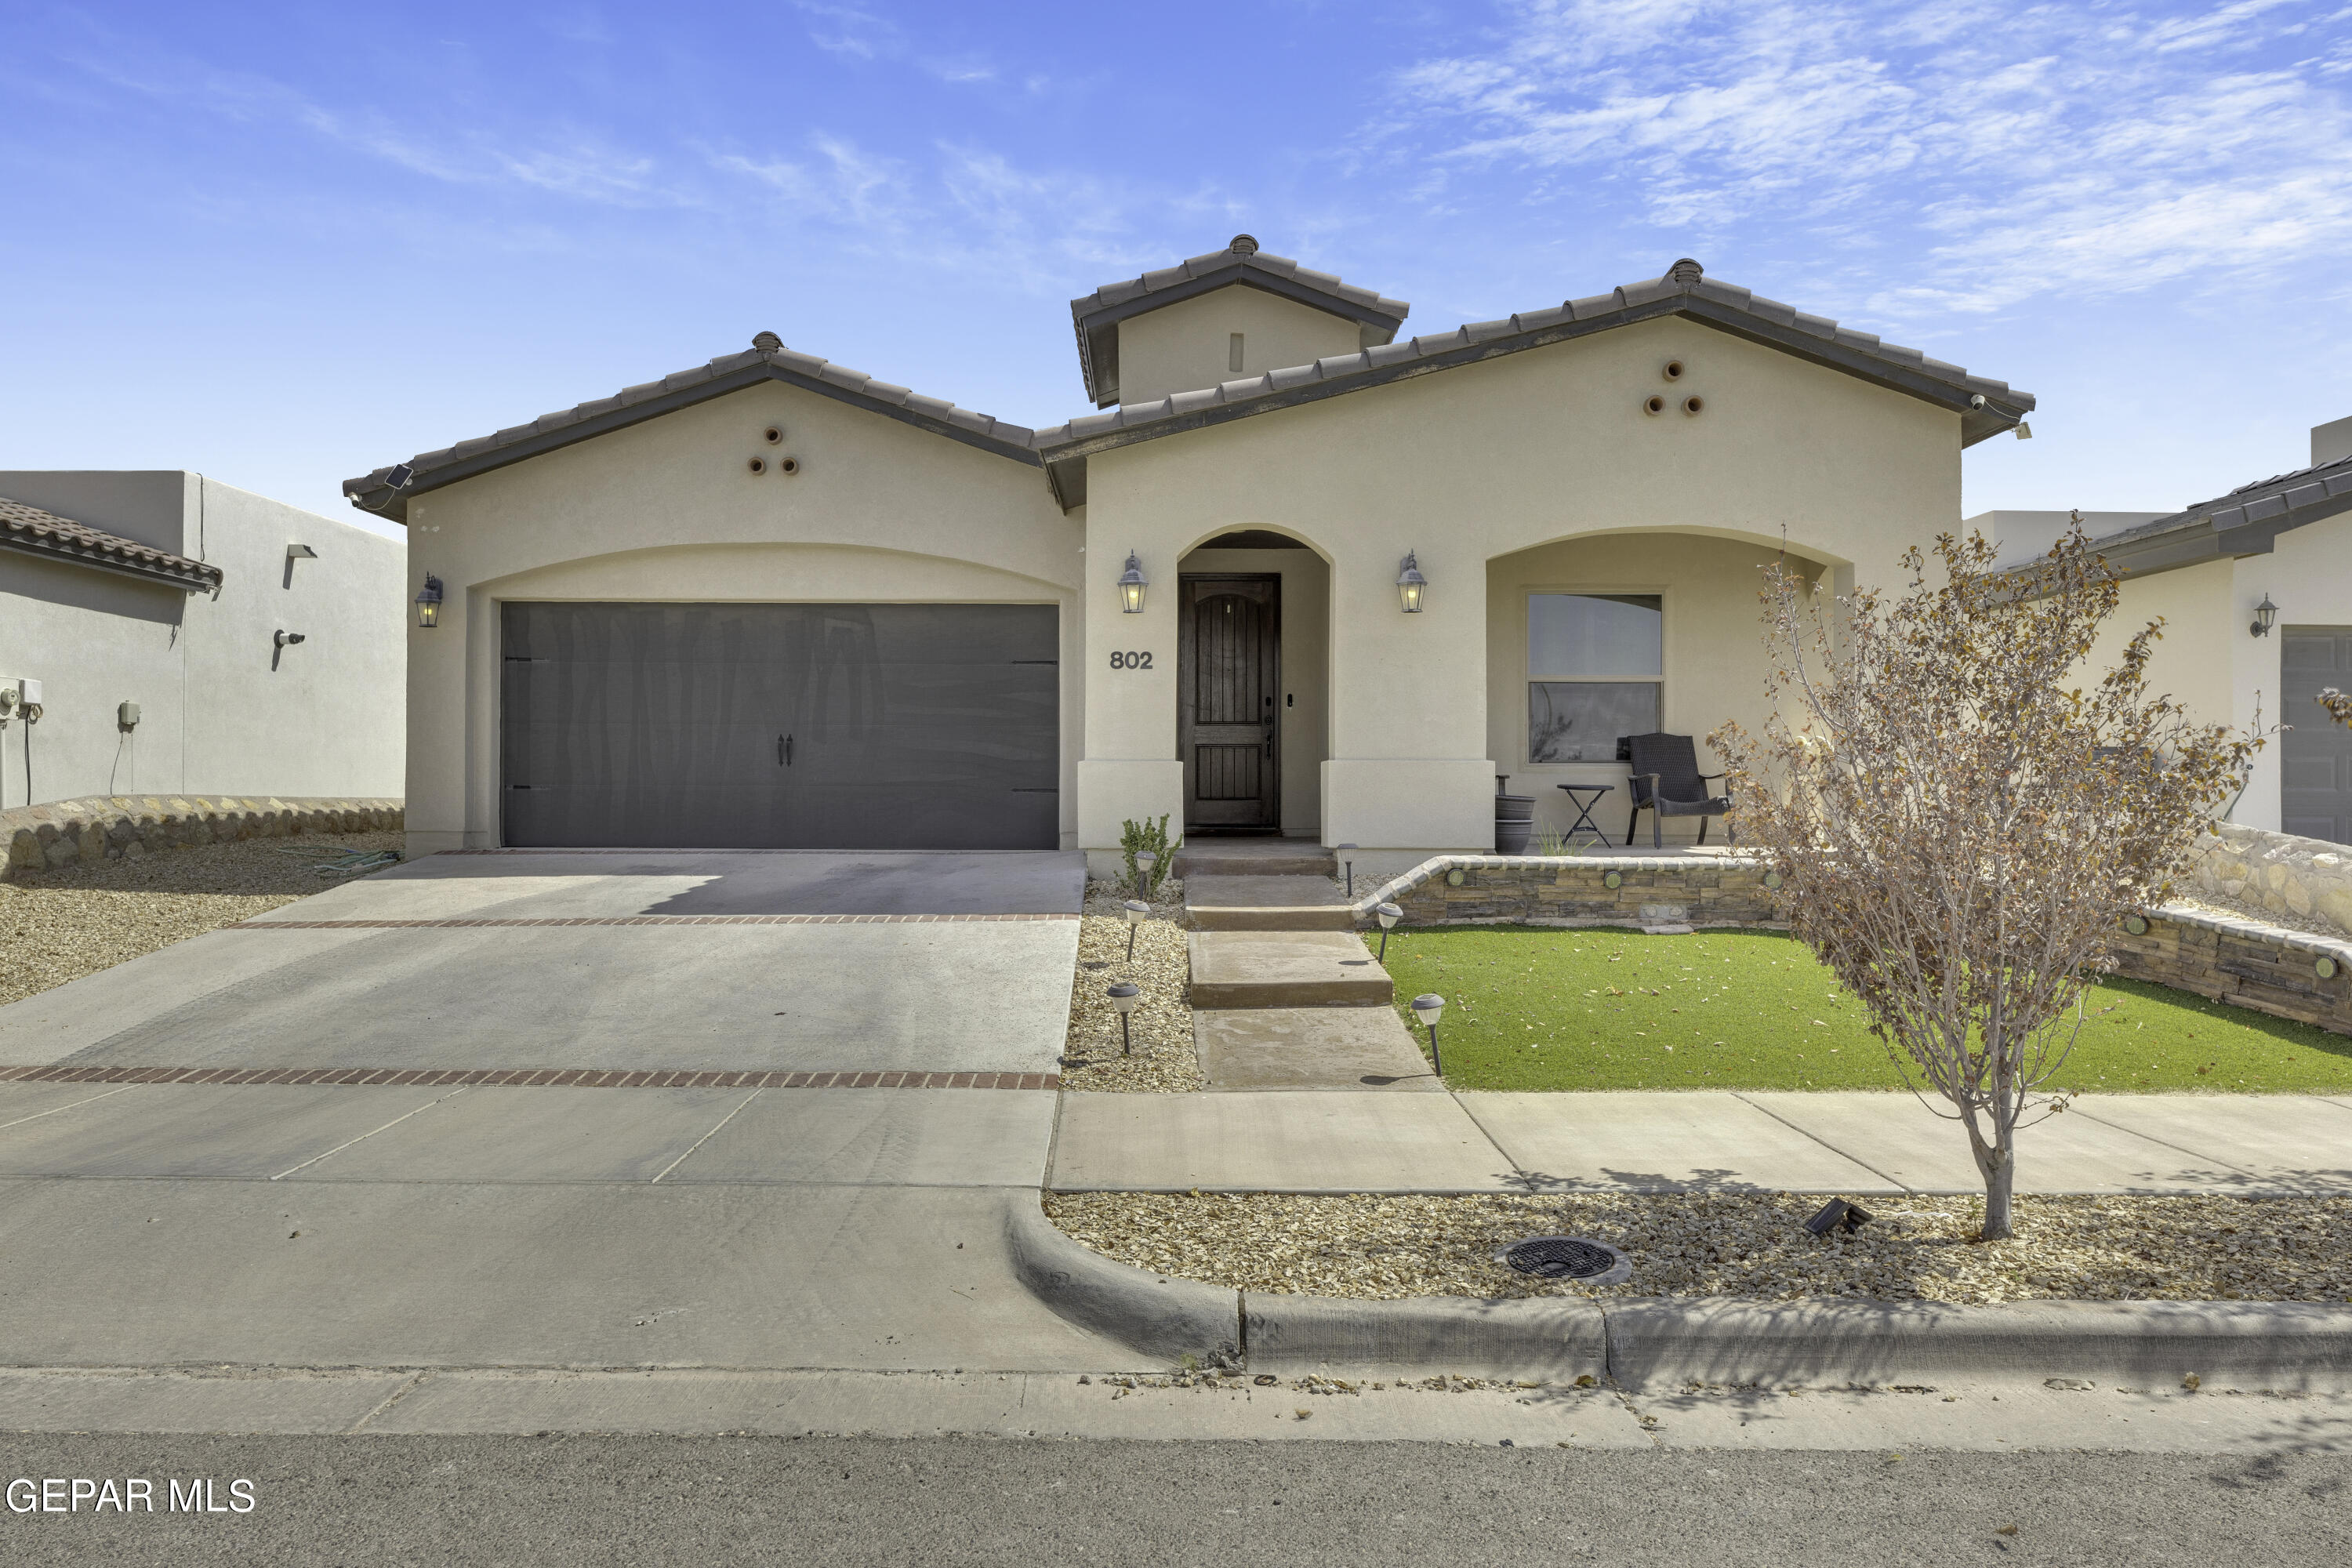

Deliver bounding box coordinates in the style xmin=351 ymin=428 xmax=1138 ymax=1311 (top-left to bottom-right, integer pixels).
xmin=2250 ymin=594 xmax=2278 ymax=638
xmin=1375 ymin=901 xmax=1403 ymax=962
xmin=416 ymin=574 xmax=445 ymax=629
xmin=1409 ymin=993 xmax=1446 ymax=1076
xmin=1106 ymin=981 xmax=1141 ymax=1055
xmin=1134 ymin=849 xmax=1158 ymax=895
xmin=1117 ymin=552 xmax=1149 ymax=614
xmin=1338 ymin=843 xmax=1358 ymax=898
xmin=1123 ymin=898 xmax=1149 ymax=960
xmin=1396 ymin=552 xmax=1428 ymax=613
xmin=1804 ymin=1198 xmax=1874 ymax=1236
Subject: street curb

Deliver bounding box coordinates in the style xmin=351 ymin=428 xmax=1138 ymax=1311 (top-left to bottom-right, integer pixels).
xmin=1245 ymin=1294 xmax=1605 ymax=1382
xmin=1015 ymin=1208 xmax=2352 ymax=1387
xmin=1603 ymin=1298 xmax=2352 ymax=1393
xmin=1004 ymin=1200 xmax=1240 ymax=1368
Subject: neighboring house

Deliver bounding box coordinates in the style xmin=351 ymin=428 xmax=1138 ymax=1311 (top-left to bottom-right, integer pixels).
xmin=0 ymin=472 xmax=405 ymax=810
xmin=348 ymin=240 xmax=2033 ymax=873
xmin=1980 ymin=416 xmax=2352 ymax=845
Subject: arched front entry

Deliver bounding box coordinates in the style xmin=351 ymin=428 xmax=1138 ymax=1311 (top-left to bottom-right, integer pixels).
xmin=1176 ymin=531 xmax=1331 ymax=838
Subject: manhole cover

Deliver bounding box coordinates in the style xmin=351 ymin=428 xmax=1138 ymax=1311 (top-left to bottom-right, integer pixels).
xmin=1496 ymin=1236 xmax=1631 ymax=1284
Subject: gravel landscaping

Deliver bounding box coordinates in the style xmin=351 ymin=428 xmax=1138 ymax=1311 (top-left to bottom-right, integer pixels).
xmin=0 ymin=832 xmax=404 ymax=1007
xmin=1044 ymin=1191 xmax=2352 ymax=1305
xmin=1062 ymin=881 xmax=1200 ymax=1092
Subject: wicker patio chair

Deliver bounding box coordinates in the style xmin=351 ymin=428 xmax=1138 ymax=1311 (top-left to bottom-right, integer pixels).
xmin=1621 ymin=731 xmax=1732 ymax=848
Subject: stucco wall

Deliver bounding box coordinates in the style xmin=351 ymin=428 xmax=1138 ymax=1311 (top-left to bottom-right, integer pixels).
xmin=2101 ymin=512 xmax=2352 ymax=833
xmin=1078 ymin=314 xmax=1961 ymax=857
xmin=400 ymin=380 xmax=1080 ymax=852
xmin=0 ymin=473 xmax=405 ymax=809
xmin=1114 ymin=288 xmax=1370 ymax=408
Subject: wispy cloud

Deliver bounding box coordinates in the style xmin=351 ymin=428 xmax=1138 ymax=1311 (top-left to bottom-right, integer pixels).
xmin=1388 ymin=0 xmax=2352 ymax=319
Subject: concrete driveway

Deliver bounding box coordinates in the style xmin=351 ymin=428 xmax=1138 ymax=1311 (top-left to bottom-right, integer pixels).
xmin=0 ymin=849 xmax=1109 ymax=1374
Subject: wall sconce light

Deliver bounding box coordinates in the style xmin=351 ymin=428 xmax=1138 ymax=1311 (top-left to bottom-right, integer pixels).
xmin=2250 ymin=594 xmax=2278 ymax=638
xmin=416 ymin=574 xmax=445 ymax=629
xmin=1117 ymin=552 xmax=1149 ymax=613
xmin=1396 ymin=552 xmax=1427 ymax=613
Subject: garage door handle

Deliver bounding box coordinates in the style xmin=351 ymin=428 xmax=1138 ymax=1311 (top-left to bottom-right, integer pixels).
xmin=779 ymin=733 xmax=793 ymax=767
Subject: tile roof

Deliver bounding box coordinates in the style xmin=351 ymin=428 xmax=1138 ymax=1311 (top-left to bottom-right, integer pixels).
xmin=2078 ymin=448 xmax=2352 ymax=577
xmin=346 ymin=260 xmax=2033 ymax=521
xmin=1031 ymin=259 xmax=2033 ymax=465
xmin=0 ymin=495 xmax=222 ymax=592
xmin=343 ymin=343 xmax=1048 ymax=521
xmin=1070 ymin=235 xmax=1412 ymax=406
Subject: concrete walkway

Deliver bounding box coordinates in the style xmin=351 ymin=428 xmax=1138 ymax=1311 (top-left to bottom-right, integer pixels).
xmin=1049 ymin=1089 xmax=2352 ymax=1196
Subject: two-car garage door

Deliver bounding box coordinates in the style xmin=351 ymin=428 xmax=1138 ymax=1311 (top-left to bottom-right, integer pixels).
xmin=500 ymin=602 xmax=1059 ymax=849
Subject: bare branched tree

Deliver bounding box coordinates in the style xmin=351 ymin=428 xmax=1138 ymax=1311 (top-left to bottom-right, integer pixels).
xmin=1711 ymin=528 xmax=2259 ymax=1238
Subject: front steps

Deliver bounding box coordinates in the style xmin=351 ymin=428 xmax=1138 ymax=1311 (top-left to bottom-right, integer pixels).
xmin=1186 ymin=930 xmax=1392 ymax=1008
xmin=1185 ymin=873 xmax=1356 ymax=931
xmin=1178 ymin=837 xmax=1429 ymax=1087
xmin=1174 ymin=839 xmax=1337 ymax=880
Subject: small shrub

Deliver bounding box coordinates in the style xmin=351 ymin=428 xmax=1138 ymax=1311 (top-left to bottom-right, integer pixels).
xmin=1120 ymin=815 xmax=1181 ymax=898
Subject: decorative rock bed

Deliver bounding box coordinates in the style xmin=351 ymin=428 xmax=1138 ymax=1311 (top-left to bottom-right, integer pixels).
xmin=2 ymin=795 xmax=401 ymax=879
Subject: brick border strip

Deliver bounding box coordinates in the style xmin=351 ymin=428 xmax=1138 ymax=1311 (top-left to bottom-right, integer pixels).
xmin=235 ymin=913 xmax=1079 ymax=928
xmin=0 ymin=1065 xmax=1058 ymax=1090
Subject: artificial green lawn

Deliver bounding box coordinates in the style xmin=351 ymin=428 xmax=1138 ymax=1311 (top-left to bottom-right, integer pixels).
xmin=1374 ymin=925 xmax=2352 ymax=1094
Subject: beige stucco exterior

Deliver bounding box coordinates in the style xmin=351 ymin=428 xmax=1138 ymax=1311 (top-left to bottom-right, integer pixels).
xmin=380 ymin=261 xmax=2016 ymax=867
xmin=1078 ymin=314 xmax=1951 ymax=873
xmin=2100 ymin=512 xmax=2352 ymax=832
xmin=1113 ymin=289 xmax=1372 ymax=408
xmin=399 ymin=379 xmax=1078 ymax=852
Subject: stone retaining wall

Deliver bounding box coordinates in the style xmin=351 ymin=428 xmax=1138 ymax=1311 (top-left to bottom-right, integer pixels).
xmin=2110 ymin=906 xmax=2352 ymax=1035
xmin=2189 ymin=823 xmax=2352 ymax=938
xmin=1360 ymin=854 xmax=1781 ymax=930
xmin=1363 ymin=853 xmax=2352 ymax=1037
xmin=2 ymin=795 xmax=403 ymax=879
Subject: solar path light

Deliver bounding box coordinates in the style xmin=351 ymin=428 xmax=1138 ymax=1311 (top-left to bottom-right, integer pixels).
xmin=1107 ymin=982 xmax=1141 ymax=1055
xmin=1134 ymin=849 xmax=1157 ymax=895
xmin=1410 ymin=993 xmax=1446 ymax=1076
xmin=1374 ymin=902 xmax=1403 ymax=962
xmin=1338 ymin=843 xmax=1357 ymax=898
xmin=1122 ymin=898 xmax=1149 ymax=960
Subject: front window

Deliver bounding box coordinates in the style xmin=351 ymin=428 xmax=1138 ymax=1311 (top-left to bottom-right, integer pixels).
xmin=1528 ymin=593 xmax=1661 ymax=763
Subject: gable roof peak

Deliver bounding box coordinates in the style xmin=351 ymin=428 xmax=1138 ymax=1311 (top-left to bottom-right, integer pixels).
xmin=1069 ymin=238 xmax=1410 ymax=407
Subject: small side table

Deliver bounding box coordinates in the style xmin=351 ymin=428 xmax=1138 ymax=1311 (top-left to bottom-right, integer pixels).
xmin=1556 ymin=783 xmax=1614 ymax=848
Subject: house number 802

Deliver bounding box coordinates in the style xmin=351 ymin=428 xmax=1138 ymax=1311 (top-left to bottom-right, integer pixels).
xmin=1109 ymin=652 xmax=1154 ymax=670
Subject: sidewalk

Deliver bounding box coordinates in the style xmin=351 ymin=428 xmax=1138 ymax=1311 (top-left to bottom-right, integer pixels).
xmin=1048 ymin=1090 xmax=2352 ymax=1196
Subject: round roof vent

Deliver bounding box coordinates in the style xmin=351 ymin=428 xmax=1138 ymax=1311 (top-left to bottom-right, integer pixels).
xmin=751 ymin=330 xmax=782 ymax=352
xmin=1229 ymin=234 xmax=1259 ymax=256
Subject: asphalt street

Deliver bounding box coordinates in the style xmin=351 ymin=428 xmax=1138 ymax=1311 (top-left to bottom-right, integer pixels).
xmin=0 ymin=1435 xmax=2346 ymax=1567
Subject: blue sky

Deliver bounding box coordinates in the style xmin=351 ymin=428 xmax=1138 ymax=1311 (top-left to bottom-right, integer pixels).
xmin=5 ymin=1 xmax=2349 ymax=539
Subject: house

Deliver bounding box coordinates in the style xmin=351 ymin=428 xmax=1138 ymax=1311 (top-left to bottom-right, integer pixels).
xmin=347 ymin=240 xmax=2033 ymax=874
xmin=1979 ymin=416 xmax=2352 ymax=845
xmin=0 ymin=472 xmax=405 ymax=810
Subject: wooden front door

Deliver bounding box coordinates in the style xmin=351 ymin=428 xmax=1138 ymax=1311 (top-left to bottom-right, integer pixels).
xmin=1179 ymin=574 xmax=1280 ymax=832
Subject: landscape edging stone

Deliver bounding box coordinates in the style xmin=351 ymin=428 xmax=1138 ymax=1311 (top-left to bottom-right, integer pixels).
xmin=1 ymin=794 xmax=403 ymax=879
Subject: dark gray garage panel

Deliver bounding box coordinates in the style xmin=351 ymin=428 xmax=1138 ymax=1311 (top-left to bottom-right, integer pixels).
xmin=2282 ymin=626 xmax=2352 ymax=845
xmin=501 ymin=603 xmax=1058 ymax=849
